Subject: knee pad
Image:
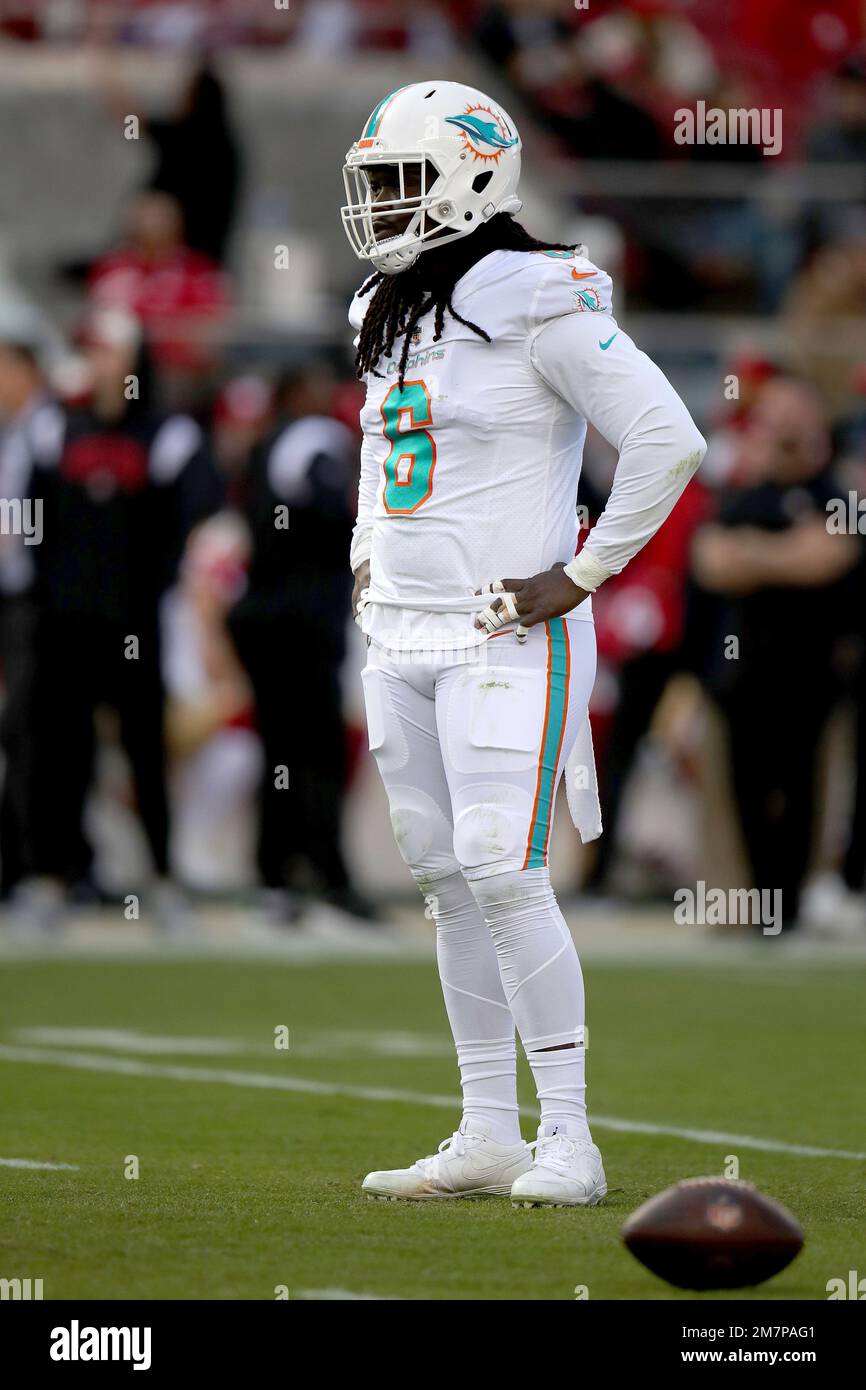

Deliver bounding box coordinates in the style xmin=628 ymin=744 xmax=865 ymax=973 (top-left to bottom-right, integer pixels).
xmin=387 ymin=785 xmax=458 ymax=881
xmin=452 ymin=782 xmax=534 ymax=879
xmin=468 ymin=865 xmax=554 ymax=919
xmin=421 ymin=869 xmax=477 ymax=929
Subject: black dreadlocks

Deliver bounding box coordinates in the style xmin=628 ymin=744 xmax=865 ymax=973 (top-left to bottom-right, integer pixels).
xmin=354 ymin=214 xmax=579 ymax=389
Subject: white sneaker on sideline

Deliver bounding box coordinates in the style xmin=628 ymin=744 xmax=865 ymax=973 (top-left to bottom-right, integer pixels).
xmin=800 ymin=872 xmax=865 ymax=937
xmin=511 ymin=1122 xmax=607 ymax=1208
xmin=362 ymin=1117 xmax=532 ymax=1201
xmin=8 ymin=878 xmax=66 ymax=936
xmin=151 ymin=878 xmax=196 ymax=934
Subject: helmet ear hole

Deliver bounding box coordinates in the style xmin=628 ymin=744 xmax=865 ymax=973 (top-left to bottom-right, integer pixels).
xmin=471 ymin=170 xmax=494 ymax=194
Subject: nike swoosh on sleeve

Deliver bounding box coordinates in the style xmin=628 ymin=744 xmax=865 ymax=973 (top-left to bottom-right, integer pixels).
xmin=599 ymin=333 xmax=618 ymax=350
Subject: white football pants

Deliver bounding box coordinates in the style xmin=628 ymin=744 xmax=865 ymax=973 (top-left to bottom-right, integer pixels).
xmin=361 ymin=617 xmax=597 ymax=1143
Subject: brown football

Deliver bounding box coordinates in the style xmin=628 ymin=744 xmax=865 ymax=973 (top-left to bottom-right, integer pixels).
xmin=622 ymin=1178 xmax=804 ymax=1290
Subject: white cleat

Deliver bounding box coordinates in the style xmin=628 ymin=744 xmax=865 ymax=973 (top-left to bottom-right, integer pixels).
xmin=362 ymin=1117 xmax=532 ymax=1201
xmin=510 ymin=1123 xmax=607 ymax=1208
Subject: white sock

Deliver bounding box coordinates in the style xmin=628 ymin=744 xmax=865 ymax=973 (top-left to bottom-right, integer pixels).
xmin=525 ymin=1047 xmax=589 ymax=1138
xmin=466 ymin=866 xmax=592 ymax=1142
xmin=428 ymin=871 xmax=522 ymax=1145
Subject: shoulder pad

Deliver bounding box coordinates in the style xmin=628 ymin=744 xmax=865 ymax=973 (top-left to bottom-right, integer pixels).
xmin=450 ymin=246 xmax=614 ymax=340
xmin=523 ymin=248 xmax=614 ymax=328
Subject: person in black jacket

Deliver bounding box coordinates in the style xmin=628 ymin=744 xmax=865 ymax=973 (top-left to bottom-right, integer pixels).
xmin=24 ymin=309 xmax=215 ymax=924
xmin=228 ymin=363 xmax=376 ymax=924
xmin=692 ymin=376 xmax=861 ymax=929
xmin=0 ymin=337 xmax=52 ymax=896
xmin=147 ymin=63 xmax=241 ymax=267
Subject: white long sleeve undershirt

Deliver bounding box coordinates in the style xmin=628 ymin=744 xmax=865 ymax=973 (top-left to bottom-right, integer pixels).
xmin=529 ymin=311 xmax=706 ymax=584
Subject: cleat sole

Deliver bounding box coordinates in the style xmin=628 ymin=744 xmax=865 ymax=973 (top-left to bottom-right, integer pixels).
xmin=512 ymin=1186 xmax=607 ymax=1210
xmin=362 ymin=1181 xmax=521 ymax=1203
xmin=364 ymin=1186 xmax=514 ymax=1203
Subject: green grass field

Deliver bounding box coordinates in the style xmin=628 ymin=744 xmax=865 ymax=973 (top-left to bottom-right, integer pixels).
xmin=1 ymin=939 xmax=864 ymax=1300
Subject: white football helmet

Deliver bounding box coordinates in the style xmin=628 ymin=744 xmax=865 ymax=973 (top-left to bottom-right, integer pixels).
xmin=341 ymin=80 xmax=523 ymax=275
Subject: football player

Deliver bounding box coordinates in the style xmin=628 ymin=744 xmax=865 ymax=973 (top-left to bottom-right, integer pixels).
xmin=342 ymin=82 xmax=706 ymax=1206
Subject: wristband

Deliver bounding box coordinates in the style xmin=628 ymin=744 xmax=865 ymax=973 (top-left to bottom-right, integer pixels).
xmin=563 ymin=550 xmax=611 ymax=594
xmin=350 ymin=526 xmax=372 ymax=574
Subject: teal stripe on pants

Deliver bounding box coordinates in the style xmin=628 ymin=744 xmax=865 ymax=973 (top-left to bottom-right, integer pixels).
xmin=526 ymin=619 xmax=568 ymax=868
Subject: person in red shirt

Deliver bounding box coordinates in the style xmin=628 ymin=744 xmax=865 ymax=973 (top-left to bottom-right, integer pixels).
xmin=88 ymin=189 xmax=231 ymax=394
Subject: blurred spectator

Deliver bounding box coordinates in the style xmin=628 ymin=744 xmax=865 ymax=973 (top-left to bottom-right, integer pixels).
xmin=118 ymin=2 xmax=215 ymax=50
xmin=714 ymin=0 xmax=863 ymax=103
xmin=0 ymin=5 xmax=40 ymax=42
xmin=808 ymin=52 xmax=866 ymax=163
xmin=668 ymin=71 xmax=782 ymax=305
xmin=88 ymin=190 xmax=232 ymax=409
xmin=839 ymin=562 xmax=866 ymax=909
xmin=584 ymin=474 xmax=711 ymax=895
xmin=144 ymin=62 xmax=241 ymax=265
xmin=0 ymin=337 xmax=54 ymax=895
xmin=475 ymin=0 xmax=665 ymax=160
xmin=699 ymin=353 xmax=780 ymax=490
xmin=295 ymin=0 xmax=360 ymax=56
xmin=93 ymin=54 xmax=241 ymax=262
xmin=296 ymin=0 xmax=459 ymax=56
xmin=805 ymin=56 xmax=866 ymax=284
xmin=20 ymin=308 xmax=214 ymax=927
xmin=404 ymin=0 xmax=460 ymax=60
xmin=163 ymin=511 xmax=261 ymax=891
xmin=577 ymin=0 xmax=717 ymax=127
xmin=227 ymin=361 xmax=374 ymax=923
xmin=210 ymin=373 xmax=275 ymax=509
xmin=783 ymin=233 xmax=866 ymax=425
xmin=692 ymin=375 xmax=862 ymax=929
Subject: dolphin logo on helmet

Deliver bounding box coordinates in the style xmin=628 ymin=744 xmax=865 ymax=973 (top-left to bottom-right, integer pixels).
xmin=444 ymin=108 xmax=520 ymax=159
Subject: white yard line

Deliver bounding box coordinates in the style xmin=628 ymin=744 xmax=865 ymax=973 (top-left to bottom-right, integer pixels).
xmin=0 ymin=1042 xmax=862 ymax=1162
xmin=294 ymin=1288 xmax=401 ymax=1300
xmin=10 ymin=1026 xmax=455 ymax=1059
xmin=0 ymin=1156 xmax=79 ymax=1170
xmin=11 ymin=1027 xmax=255 ymax=1056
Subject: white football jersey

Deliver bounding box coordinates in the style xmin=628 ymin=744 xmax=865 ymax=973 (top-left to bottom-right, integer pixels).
xmin=350 ymin=246 xmax=705 ymax=653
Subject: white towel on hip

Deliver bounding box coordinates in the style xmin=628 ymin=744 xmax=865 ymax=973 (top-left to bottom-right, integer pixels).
xmin=564 ymin=714 xmax=603 ymax=844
